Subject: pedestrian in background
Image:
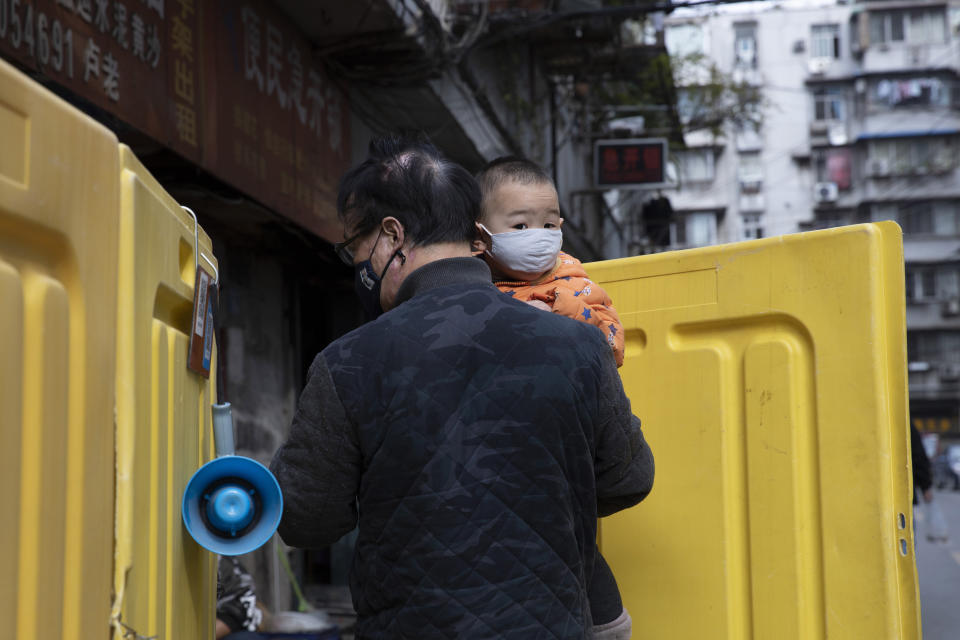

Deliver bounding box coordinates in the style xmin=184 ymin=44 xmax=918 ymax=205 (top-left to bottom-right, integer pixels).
xmin=913 ymin=425 xmax=948 ymax=544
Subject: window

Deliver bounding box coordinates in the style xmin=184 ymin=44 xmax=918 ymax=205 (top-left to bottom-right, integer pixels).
xmin=912 ymin=331 xmax=960 ymax=362
xmin=869 ymin=8 xmax=946 ymax=46
xmin=734 ymin=23 xmax=757 ymax=69
xmin=869 ymin=203 xmax=898 ymax=223
xmin=938 ymin=266 xmax=960 ymax=298
xmin=814 ymin=88 xmax=846 ymax=121
xmin=676 ymin=149 xmax=715 ymax=183
xmin=868 ymin=137 xmax=958 ymax=176
xmin=678 ymin=212 xmax=718 ymax=247
xmin=735 ymin=121 xmax=763 ymax=151
xmin=933 ymin=201 xmax=960 ymax=236
xmin=676 ymin=89 xmax=697 ymax=125
xmin=666 ymin=23 xmax=705 ymax=58
xmin=900 ymin=202 xmax=934 ymax=234
xmin=742 ymin=214 xmax=764 ymax=240
xmin=910 ymin=9 xmax=947 ymax=44
xmin=824 ymin=149 xmax=852 ymax=190
xmin=811 ymin=24 xmax=840 ymax=59
xmin=906 ymin=268 xmax=937 ymax=300
xmin=738 ymin=152 xmax=763 ymax=187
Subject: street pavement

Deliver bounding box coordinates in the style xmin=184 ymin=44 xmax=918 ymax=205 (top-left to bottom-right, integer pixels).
xmin=917 ymin=489 xmax=960 ymax=639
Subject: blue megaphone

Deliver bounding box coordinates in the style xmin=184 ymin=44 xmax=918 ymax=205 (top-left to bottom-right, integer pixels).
xmin=182 ymin=403 xmax=283 ymax=555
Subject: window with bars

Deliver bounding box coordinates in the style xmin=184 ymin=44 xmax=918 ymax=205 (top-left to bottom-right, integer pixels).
xmin=813 ymin=88 xmax=846 ymax=121
xmin=811 ymin=24 xmax=840 ymax=59
xmin=868 ymin=137 xmax=957 ymax=175
xmin=869 ymin=8 xmax=946 ymax=46
xmin=869 ymin=201 xmax=960 ymax=236
xmin=742 ymin=214 xmax=764 ymax=240
xmin=734 ymin=22 xmax=757 ymax=69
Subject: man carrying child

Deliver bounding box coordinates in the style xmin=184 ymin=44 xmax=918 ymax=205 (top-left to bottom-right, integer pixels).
xmin=271 ymin=133 xmax=653 ymax=639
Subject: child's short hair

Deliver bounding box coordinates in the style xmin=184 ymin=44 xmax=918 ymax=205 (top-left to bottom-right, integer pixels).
xmin=476 ymin=156 xmax=555 ymax=198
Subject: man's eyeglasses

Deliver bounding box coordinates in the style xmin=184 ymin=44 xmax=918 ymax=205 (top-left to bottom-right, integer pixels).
xmin=334 ymin=231 xmax=363 ymax=266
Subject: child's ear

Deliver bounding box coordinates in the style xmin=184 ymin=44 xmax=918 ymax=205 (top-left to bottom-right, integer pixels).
xmin=471 ymin=223 xmax=490 ymax=256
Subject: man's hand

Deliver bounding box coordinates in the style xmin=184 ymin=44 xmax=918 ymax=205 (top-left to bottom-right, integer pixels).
xmin=525 ymin=299 xmax=552 ymax=312
xmin=215 ymin=619 xmax=231 ymax=639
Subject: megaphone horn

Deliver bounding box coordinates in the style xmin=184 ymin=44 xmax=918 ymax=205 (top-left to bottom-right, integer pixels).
xmin=182 ymin=403 xmax=283 ymax=556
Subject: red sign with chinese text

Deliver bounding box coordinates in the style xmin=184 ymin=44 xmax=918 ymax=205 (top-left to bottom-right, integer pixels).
xmin=594 ymin=138 xmax=668 ymax=189
xmin=0 ymin=0 xmax=350 ymax=242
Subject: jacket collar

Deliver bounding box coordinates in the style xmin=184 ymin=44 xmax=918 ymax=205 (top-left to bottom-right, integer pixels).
xmin=394 ymin=257 xmax=493 ymax=306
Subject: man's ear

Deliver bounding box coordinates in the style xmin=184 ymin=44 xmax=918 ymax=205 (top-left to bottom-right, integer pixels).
xmin=381 ymin=216 xmax=405 ymax=251
xmin=472 ymin=223 xmax=490 ymax=256
xmin=557 ymin=218 xmax=564 ymax=229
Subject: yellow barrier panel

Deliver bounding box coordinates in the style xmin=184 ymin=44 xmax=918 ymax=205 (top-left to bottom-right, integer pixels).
xmin=112 ymin=147 xmax=217 ymax=639
xmin=587 ymin=222 xmax=917 ymax=640
xmin=1 ymin=59 xmax=218 ymax=639
xmin=0 ymin=58 xmax=119 ymax=639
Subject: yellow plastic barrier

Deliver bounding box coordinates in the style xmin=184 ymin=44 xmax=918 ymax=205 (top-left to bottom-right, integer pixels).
xmin=0 ymin=58 xmax=119 ymax=640
xmin=588 ymin=222 xmax=917 ymax=640
xmin=0 ymin=58 xmax=218 ymax=639
xmin=111 ymin=147 xmax=217 ymax=639
xmin=1 ymin=55 xmax=917 ymax=640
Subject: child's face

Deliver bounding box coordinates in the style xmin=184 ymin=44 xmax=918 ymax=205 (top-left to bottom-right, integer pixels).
xmin=480 ymin=180 xmax=563 ymax=234
xmin=476 ymin=180 xmax=564 ymax=281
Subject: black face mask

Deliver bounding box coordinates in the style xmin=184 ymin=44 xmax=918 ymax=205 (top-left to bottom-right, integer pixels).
xmin=353 ymin=230 xmax=405 ymax=320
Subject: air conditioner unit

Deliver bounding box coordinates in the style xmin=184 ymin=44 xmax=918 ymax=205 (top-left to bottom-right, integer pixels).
xmin=814 ymin=181 xmax=839 ymax=203
xmin=943 ymin=298 xmax=960 ymax=317
xmin=808 ymin=57 xmax=830 ymax=75
xmin=867 ymin=158 xmax=890 ymax=177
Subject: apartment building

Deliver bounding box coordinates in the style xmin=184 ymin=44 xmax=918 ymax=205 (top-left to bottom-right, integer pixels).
xmin=662 ymin=0 xmax=960 ymax=438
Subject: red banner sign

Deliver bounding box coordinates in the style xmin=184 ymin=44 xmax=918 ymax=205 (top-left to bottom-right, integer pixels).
xmin=0 ymin=0 xmax=350 ymax=241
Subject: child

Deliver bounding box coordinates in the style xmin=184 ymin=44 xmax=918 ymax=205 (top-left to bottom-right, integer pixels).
xmin=474 ymin=157 xmax=631 ymax=638
xmin=474 ymin=156 xmax=625 ymax=367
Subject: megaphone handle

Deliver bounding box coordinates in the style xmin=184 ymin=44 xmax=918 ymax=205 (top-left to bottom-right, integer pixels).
xmin=212 ymin=403 xmax=235 ymax=457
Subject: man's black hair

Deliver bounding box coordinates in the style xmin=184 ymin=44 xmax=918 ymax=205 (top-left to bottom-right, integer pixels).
xmin=336 ymin=132 xmax=480 ymax=246
xmin=475 ymin=156 xmax=555 ymax=198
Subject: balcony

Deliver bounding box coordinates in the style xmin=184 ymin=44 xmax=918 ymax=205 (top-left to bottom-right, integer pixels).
xmin=861 ymin=42 xmax=957 ymax=75
xmin=852 ymin=3 xmax=959 ymax=75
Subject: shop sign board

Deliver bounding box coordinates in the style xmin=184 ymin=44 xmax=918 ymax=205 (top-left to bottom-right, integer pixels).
xmin=0 ymin=0 xmax=350 ymax=242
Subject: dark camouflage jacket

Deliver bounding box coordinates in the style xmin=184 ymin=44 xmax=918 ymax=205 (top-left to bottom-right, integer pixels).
xmin=270 ymin=257 xmax=654 ymax=639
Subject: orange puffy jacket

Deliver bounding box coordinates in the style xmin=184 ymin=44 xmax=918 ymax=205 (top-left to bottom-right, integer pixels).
xmin=494 ymin=251 xmax=625 ymax=367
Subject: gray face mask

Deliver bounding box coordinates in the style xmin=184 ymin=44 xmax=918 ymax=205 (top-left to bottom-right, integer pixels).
xmin=480 ymin=224 xmax=563 ymax=280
